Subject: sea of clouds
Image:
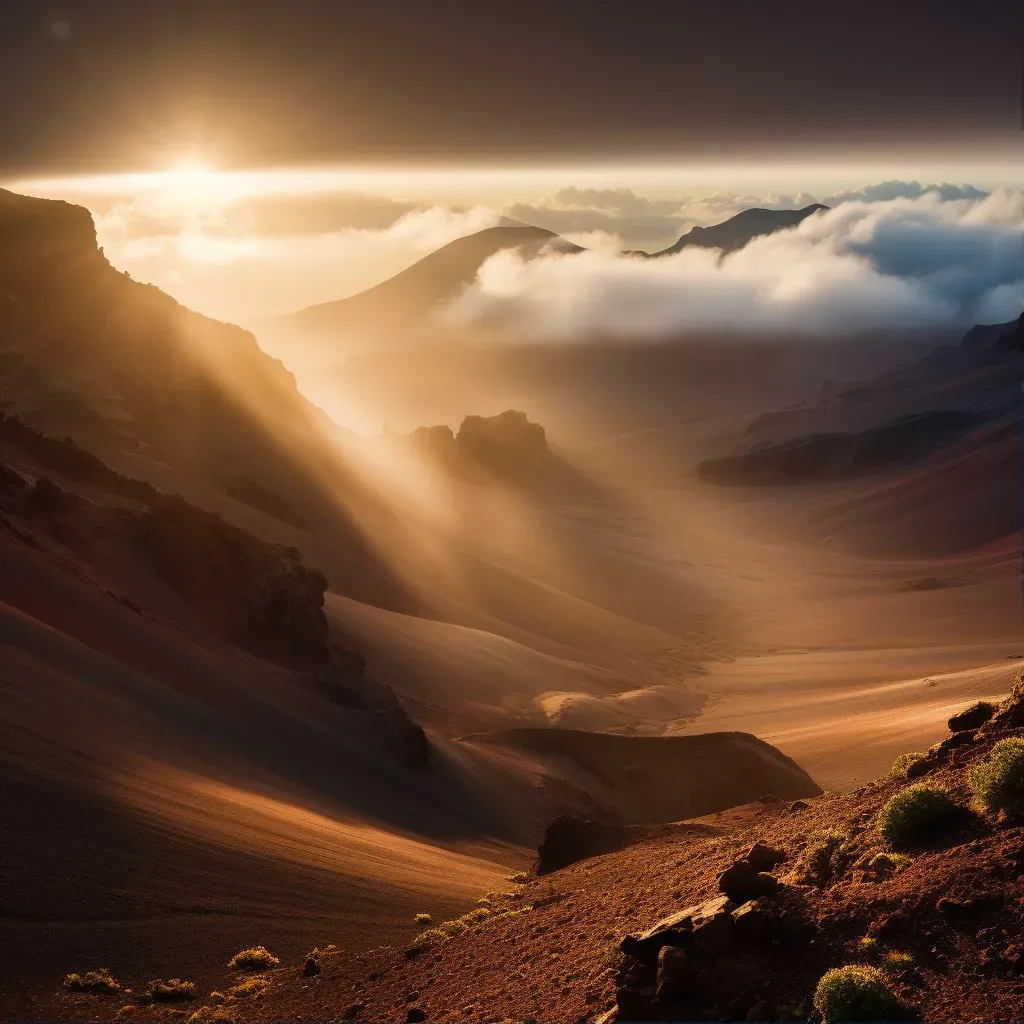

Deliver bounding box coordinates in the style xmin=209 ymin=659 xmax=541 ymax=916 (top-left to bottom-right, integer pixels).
xmin=44 ymin=176 xmax=1022 ymax=330
xmin=446 ymin=188 xmax=1022 ymax=340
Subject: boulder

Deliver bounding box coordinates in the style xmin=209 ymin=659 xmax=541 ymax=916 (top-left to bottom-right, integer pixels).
xmin=538 ymin=816 xmax=632 ymax=876
xmin=300 ymin=956 xmax=320 ymax=978
xmin=656 ymin=946 xmax=692 ymax=1002
xmin=718 ymin=862 xmax=779 ymax=903
xmin=948 ymin=701 xmax=995 ymax=732
xmin=620 ymin=908 xmax=695 ymax=962
xmin=616 ymin=984 xmax=656 ymax=1019
xmin=732 ymin=901 xmax=773 ymax=945
xmin=744 ymin=843 xmax=786 ymax=873
xmin=691 ymin=895 xmax=736 ymax=957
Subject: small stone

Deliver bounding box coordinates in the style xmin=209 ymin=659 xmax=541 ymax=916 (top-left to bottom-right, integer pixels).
xmin=405 ymin=991 xmax=420 ymax=1002
xmin=745 ymin=843 xmax=786 ymax=872
xmin=406 ymin=1009 xmax=428 ymax=1023
xmin=300 ymin=957 xmax=320 ymax=978
xmin=788 ymin=800 xmax=809 ymax=812
xmin=343 ymin=1004 xmax=366 ymax=1021
xmin=718 ymin=862 xmax=779 ymax=902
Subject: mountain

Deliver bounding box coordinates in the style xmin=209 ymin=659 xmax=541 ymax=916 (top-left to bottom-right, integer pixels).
xmin=258 ymin=206 xmax=829 ymax=367
xmin=0 ymin=187 xmax=413 ymax=611
xmin=645 ymin=203 xmax=828 ymax=257
xmin=260 ymin=224 xmax=572 ymax=364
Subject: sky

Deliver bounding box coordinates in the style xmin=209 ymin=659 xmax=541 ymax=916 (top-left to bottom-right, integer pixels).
xmin=2 ymin=0 xmax=1020 ymax=175
xmin=1 ymin=1 xmax=1020 ymax=327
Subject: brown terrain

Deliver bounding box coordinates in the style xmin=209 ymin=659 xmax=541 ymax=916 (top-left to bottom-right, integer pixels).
xmin=0 ymin=189 xmax=1021 ymax=1021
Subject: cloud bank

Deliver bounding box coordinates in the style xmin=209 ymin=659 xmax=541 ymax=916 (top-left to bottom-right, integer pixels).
xmin=447 ymin=191 xmax=1023 ymax=341
xmin=503 ymin=180 xmax=995 ymax=251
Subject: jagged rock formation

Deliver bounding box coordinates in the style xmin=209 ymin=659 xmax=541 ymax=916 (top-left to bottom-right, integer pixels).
xmin=388 ymin=409 xmax=558 ymax=486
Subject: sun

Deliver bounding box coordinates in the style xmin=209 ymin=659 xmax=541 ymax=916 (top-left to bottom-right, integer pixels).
xmin=158 ymin=158 xmax=223 ymax=209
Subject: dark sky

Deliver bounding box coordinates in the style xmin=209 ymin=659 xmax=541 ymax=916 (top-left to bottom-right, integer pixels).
xmin=1 ymin=0 xmax=1020 ymax=174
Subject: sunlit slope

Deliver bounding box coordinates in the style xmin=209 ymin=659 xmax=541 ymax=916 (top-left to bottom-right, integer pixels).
xmin=0 ymin=536 xmax=517 ymax=989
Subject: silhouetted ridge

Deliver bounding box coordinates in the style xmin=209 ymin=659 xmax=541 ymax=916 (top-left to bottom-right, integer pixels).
xmin=268 ymin=225 xmax=568 ymax=344
xmin=648 ymin=204 xmax=828 ymax=257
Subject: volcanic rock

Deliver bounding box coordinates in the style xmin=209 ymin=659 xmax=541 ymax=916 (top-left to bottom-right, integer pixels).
xmin=732 ymin=901 xmax=773 ymax=945
xmin=620 ymin=907 xmax=695 ymax=962
xmin=655 ymin=945 xmax=692 ymax=1002
xmin=691 ymin=895 xmax=736 ymax=957
xmin=948 ymin=701 xmax=995 ymax=732
xmin=744 ymin=843 xmax=786 ymax=872
xmin=718 ymin=862 xmax=779 ymax=903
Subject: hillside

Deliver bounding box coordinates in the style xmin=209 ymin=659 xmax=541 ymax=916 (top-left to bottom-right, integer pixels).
xmin=20 ymin=682 xmax=1024 ymax=1023
xmin=260 ymin=225 xmax=568 ymax=364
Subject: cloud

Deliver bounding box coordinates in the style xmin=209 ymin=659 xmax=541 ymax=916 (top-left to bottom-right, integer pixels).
xmin=820 ymin=179 xmax=989 ymax=205
xmin=499 ymin=180 xmax=991 ymax=252
xmin=447 ymin=191 xmax=1023 ymax=341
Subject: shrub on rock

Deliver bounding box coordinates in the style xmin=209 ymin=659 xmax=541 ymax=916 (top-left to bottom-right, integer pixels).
xmin=890 ymin=752 xmax=927 ymax=779
xmin=948 ymin=701 xmax=995 ymax=732
xmin=878 ymin=784 xmax=960 ymax=850
xmin=813 ymin=964 xmax=909 ymax=1022
xmin=226 ymin=946 xmax=279 ymax=971
xmin=968 ymin=737 xmax=1024 ymax=813
xmin=144 ymin=978 xmax=196 ymax=1002
xmin=62 ymin=969 xmax=121 ymax=994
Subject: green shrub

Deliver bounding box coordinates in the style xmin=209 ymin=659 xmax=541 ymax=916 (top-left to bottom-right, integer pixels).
xmin=890 ymin=752 xmax=926 ymax=779
xmin=229 ymin=976 xmax=270 ymax=999
xmin=968 ymin=737 xmax=1024 ymax=812
xmin=884 ymin=951 xmax=914 ymax=972
xmin=802 ymin=829 xmax=851 ymax=886
xmin=813 ymin=965 xmax=909 ymax=1022
xmin=226 ymin=946 xmax=279 ymax=971
xmin=412 ymin=926 xmax=448 ymax=948
xmin=414 ymin=913 xmax=432 ymax=925
xmin=859 ymin=936 xmax=878 ymax=953
xmin=63 ymin=969 xmax=121 ymax=994
xmin=878 ymin=784 xmax=961 ymax=849
xmin=866 ymin=851 xmax=912 ymax=878
xmin=145 ymin=978 xmax=197 ymax=1002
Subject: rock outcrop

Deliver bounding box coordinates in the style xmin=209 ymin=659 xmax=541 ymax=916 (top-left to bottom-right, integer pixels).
xmin=698 ymin=409 xmax=986 ymax=486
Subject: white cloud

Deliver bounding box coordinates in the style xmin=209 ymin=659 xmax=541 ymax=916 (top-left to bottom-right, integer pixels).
xmin=447 ymin=191 xmax=1023 ymax=341
xmin=499 ymin=180 xmax=992 ymax=252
